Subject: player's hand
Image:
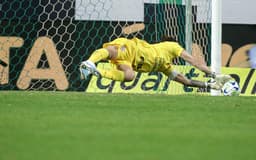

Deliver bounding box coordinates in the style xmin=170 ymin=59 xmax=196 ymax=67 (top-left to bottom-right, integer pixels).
xmin=214 ymin=74 xmax=232 ymax=86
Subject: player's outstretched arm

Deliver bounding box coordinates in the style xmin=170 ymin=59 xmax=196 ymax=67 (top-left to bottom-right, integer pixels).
xmin=180 ymin=50 xmax=214 ymax=77
xmin=180 ymin=50 xmax=232 ymax=86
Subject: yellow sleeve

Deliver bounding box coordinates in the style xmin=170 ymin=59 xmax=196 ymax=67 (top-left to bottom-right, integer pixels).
xmin=167 ymin=42 xmax=184 ymax=57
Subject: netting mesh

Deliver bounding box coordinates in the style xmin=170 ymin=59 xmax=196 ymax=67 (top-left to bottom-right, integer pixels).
xmin=0 ymin=0 xmax=212 ymax=92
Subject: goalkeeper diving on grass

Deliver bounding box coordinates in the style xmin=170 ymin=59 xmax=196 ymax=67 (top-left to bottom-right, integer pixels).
xmin=79 ymin=36 xmax=231 ymax=90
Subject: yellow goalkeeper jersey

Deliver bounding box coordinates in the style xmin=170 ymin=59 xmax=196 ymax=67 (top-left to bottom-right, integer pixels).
xmin=103 ymin=37 xmax=184 ymax=75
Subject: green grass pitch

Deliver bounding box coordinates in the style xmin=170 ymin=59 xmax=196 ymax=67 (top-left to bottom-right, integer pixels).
xmin=0 ymin=91 xmax=256 ymax=160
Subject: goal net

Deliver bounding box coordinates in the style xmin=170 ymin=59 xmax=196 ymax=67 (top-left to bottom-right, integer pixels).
xmin=0 ymin=0 xmax=213 ymax=94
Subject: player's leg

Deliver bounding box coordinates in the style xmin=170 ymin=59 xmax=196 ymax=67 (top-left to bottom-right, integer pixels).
xmin=88 ymin=46 xmax=118 ymax=63
xmin=80 ymin=37 xmax=134 ymax=80
xmin=99 ymin=64 xmax=135 ymax=82
xmin=97 ymin=68 xmax=125 ymax=81
xmin=91 ymin=64 xmax=135 ymax=82
xmin=117 ymin=64 xmax=135 ymax=82
xmin=80 ymin=46 xmax=118 ymax=80
xmin=80 ymin=60 xmax=100 ymax=80
xmin=80 ymin=58 xmax=135 ymax=82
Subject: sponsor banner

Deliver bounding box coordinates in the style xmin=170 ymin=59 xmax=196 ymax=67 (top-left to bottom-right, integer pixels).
xmin=86 ymin=63 xmax=256 ymax=96
xmin=222 ymin=67 xmax=256 ymax=95
xmin=222 ymin=24 xmax=256 ymax=68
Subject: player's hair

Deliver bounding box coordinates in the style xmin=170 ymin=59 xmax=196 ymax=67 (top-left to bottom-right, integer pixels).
xmin=161 ymin=35 xmax=177 ymax=42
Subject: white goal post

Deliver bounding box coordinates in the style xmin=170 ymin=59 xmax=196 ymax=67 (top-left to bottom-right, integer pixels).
xmin=184 ymin=0 xmax=222 ymax=96
xmin=211 ymin=0 xmax=222 ymax=96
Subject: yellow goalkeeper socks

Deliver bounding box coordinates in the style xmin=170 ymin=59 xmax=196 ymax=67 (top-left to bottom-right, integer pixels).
xmin=89 ymin=48 xmax=109 ymax=63
xmin=98 ymin=68 xmax=125 ymax=81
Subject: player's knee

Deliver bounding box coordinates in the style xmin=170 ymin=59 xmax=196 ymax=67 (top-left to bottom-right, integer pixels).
xmin=106 ymin=46 xmax=118 ymax=59
xmin=124 ymin=70 xmax=135 ymax=82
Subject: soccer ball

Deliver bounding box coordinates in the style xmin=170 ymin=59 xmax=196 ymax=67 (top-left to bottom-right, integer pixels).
xmin=221 ymin=80 xmax=240 ymax=96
